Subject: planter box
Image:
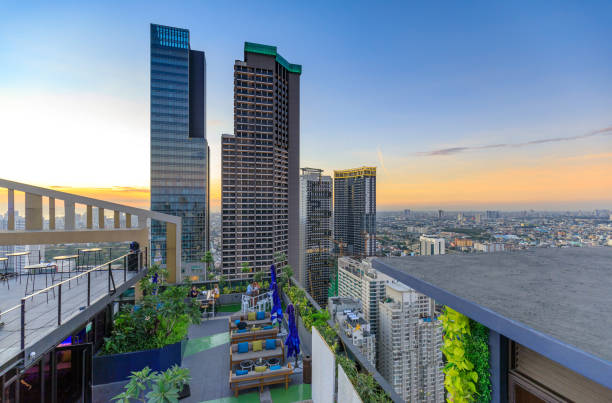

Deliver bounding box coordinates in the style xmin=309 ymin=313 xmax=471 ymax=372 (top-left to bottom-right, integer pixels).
xmin=93 ymin=340 xmax=186 ymax=385
xmin=281 ymin=292 xmax=312 ymax=355
xmin=219 ymin=292 xmax=243 ymax=305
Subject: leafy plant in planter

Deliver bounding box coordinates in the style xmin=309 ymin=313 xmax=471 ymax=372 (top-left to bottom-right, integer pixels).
xmin=440 ymin=306 xmax=478 ymax=402
xmin=112 ymin=365 xmax=191 ymax=403
xmin=465 ymin=319 xmax=491 ymax=402
xmin=101 ymin=267 xmax=201 ymax=355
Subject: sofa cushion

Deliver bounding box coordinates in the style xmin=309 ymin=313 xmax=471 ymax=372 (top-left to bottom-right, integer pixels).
xmin=263 ymin=325 xmax=274 ymax=330
xmin=238 ymin=342 xmax=249 ymax=353
xmin=254 ymin=365 xmax=267 ymax=373
xmin=256 ymin=311 xmax=266 ymax=320
xmin=265 ymin=339 xmax=276 ymax=350
xmin=252 ymin=340 xmax=263 ymax=352
xmin=236 ymin=329 xmax=247 ymax=333
xmin=236 ymin=369 xmax=248 ymax=375
xmin=270 ymin=365 xmax=281 ymax=371
xmin=247 ymin=312 xmax=256 ymax=321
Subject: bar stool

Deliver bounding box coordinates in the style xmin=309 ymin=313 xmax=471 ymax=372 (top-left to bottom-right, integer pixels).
xmin=7 ymin=251 xmax=30 ymax=284
xmin=79 ymin=248 xmax=103 ymax=273
xmin=0 ymin=257 xmax=9 ymax=289
xmin=54 ymin=255 xmax=79 ymax=282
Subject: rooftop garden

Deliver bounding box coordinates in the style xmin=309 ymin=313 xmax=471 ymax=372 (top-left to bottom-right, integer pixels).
xmin=283 ymin=282 xmax=393 ymax=402
xmin=100 ymin=267 xmax=201 ymax=355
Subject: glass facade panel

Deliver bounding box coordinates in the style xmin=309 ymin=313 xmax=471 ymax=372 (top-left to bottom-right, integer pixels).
xmin=150 ymin=24 xmax=209 ymax=271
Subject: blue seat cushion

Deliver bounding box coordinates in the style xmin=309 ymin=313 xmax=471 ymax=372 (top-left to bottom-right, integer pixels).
xmin=265 ymin=339 xmax=276 ymax=350
xmin=238 ymin=342 xmax=249 ymax=353
xmin=236 ymin=329 xmax=247 ymax=333
xmin=256 ymin=311 xmax=266 ymax=320
xmin=263 ymin=325 xmax=273 ymax=330
xmin=270 ymin=365 xmax=281 ymax=371
xmin=236 ymin=369 xmax=248 ymax=375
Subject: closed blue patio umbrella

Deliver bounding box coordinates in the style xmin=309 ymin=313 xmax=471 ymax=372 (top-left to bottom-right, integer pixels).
xmin=285 ymin=304 xmax=300 ymax=368
xmin=269 ymin=264 xmax=283 ymax=326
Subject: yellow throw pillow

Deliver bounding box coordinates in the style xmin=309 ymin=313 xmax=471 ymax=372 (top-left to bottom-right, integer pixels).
xmin=254 ymin=365 xmax=267 ymax=373
xmin=252 ymin=340 xmax=263 ymax=352
xmin=251 ymin=327 xmax=261 ymax=332
xmin=247 ymin=312 xmax=256 ymax=321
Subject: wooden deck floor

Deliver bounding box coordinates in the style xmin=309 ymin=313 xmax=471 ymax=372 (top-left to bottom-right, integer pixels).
xmin=0 ymin=268 xmax=139 ymax=365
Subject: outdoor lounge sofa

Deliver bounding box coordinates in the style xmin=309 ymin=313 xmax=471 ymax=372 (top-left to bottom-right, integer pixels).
xmin=229 ymin=339 xmax=285 ymax=367
xmin=229 ymin=366 xmax=294 ymax=397
xmin=230 ymin=326 xmax=279 ymax=344
xmin=228 ymin=312 xmax=272 ymax=331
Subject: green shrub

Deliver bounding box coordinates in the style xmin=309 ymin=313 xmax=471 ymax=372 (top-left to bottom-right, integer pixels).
xmin=465 ymin=320 xmax=491 ymax=402
xmin=100 ymin=268 xmax=201 ymax=355
xmin=439 ymin=306 xmax=490 ymax=403
xmin=284 ymin=284 xmax=391 ymax=402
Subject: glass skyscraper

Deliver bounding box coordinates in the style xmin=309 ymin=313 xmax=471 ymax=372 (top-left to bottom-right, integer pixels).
xmin=150 ymin=24 xmax=209 ymax=276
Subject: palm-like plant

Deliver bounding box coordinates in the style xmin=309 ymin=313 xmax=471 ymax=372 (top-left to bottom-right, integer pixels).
xmin=113 ymin=365 xmax=191 ymax=403
xmin=200 ymin=251 xmax=214 ymax=277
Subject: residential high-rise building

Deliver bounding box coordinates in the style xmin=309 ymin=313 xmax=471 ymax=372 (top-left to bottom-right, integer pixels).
xmin=378 ymin=282 xmax=444 ymax=402
xmin=333 ymin=167 xmax=376 ymax=257
xmin=332 ymin=301 xmax=377 ymax=366
xmin=150 ymin=24 xmax=210 ymax=278
xmin=221 ymin=43 xmax=301 ymax=278
xmin=299 ymin=168 xmax=333 ymax=306
xmin=420 ymin=236 xmax=445 ymax=255
xmin=337 ymin=257 xmax=390 ymax=334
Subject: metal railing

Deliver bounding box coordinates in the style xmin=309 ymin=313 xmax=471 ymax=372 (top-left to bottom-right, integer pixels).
xmin=0 ymin=248 xmax=148 ymax=353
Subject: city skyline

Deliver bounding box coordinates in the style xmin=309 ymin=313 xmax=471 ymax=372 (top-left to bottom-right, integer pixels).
xmin=2 ymin=1 xmax=612 ymax=211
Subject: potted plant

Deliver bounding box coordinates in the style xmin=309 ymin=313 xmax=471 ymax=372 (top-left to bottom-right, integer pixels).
xmin=112 ymin=365 xmax=191 ymax=402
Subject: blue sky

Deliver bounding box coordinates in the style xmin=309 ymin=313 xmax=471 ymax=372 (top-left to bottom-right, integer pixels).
xmin=1 ymin=1 xmax=611 ymax=210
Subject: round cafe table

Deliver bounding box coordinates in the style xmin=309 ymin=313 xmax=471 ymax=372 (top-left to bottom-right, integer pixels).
xmin=54 ymin=255 xmax=79 ymax=281
xmin=23 ymin=263 xmax=57 ymax=299
xmin=7 ymin=251 xmax=30 ymax=284
xmin=79 ymin=248 xmax=103 ymax=272
xmin=0 ymin=257 xmax=9 ymax=289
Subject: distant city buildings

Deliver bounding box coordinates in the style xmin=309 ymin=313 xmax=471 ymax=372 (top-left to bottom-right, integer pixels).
xmin=474 ymin=242 xmax=505 ymax=253
xmin=299 ymin=168 xmax=333 ymax=307
xmin=334 ymin=167 xmax=376 ymax=257
xmin=420 ymin=236 xmax=445 ymax=256
xmin=328 ymin=296 xmax=376 ymax=366
xmin=337 ymin=257 xmax=389 ymax=335
xmin=150 ymin=24 xmax=210 ymax=275
xmin=486 ymin=210 xmax=500 ymax=219
xmin=221 ymin=42 xmax=301 ymax=278
xmin=378 ymin=282 xmax=444 ymax=402
xmin=453 ymin=237 xmax=474 ymax=248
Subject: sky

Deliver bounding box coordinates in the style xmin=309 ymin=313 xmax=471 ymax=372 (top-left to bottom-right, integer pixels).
xmin=1 ymin=1 xmax=612 ymax=212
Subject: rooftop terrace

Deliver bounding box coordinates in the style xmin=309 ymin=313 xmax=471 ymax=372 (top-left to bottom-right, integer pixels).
xmin=0 ymin=253 xmax=145 ymax=371
xmin=373 ymin=247 xmax=612 ymax=389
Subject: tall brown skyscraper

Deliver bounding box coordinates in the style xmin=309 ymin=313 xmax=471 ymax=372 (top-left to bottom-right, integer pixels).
xmin=221 ymin=42 xmax=301 ymax=278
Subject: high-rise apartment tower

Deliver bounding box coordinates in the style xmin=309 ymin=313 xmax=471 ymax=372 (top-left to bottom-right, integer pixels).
xmin=334 ymin=167 xmax=376 ymax=257
xmin=337 ymin=257 xmax=390 ymax=335
xmin=221 ymin=43 xmax=301 ymax=278
xmin=299 ymin=168 xmax=333 ymax=306
xmin=378 ymin=282 xmax=444 ymax=402
xmin=150 ymin=24 xmax=210 ymax=279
